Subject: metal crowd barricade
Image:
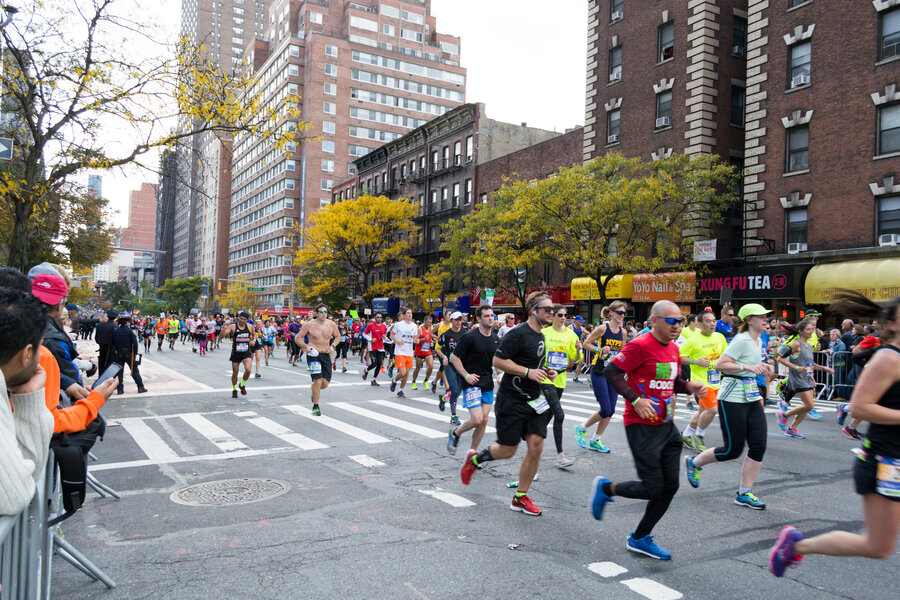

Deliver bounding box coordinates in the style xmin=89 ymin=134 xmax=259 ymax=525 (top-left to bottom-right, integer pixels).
xmin=812 ymin=350 xmax=855 ymax=402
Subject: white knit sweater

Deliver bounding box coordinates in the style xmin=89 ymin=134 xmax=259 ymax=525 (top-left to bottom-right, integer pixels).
xmin=0 ymin=373 xmax=53 ymax=516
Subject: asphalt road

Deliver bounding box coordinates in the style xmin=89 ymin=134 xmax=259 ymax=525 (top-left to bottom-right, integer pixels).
xmin=49 ymin=342 xmax=895 ymax=599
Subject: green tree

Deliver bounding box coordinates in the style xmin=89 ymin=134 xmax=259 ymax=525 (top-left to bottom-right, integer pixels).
xmin=158 ymin=276 xmax=209 ymax=313
xmin=295 ymin=261 xmax=350 ymax=314
xmin=102 ymin=280 xmax=131 ymax=306
xmin=370 ymin=270 xmax=448 ymax=312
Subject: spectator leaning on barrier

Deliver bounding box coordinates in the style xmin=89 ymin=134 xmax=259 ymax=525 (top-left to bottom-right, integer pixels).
xmin=0 ymin=287 xmax=54 ymax=516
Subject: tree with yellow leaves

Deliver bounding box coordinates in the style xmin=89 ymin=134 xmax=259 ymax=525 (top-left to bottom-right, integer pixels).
xmin=0 ymin=0 xmax=308 ymax=270
xmin=217 ymin=275 xmax=263 ymax=314
xmin=296 ymin=194 xmax=417 ymax=302
xmin=370 ymin=269 xmax=447 ymax=312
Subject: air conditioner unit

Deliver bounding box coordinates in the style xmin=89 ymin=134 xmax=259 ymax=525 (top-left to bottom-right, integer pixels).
xmin=655 ymin=116 xmax=671 ymax=128
xmin=607 ymin=134 xmax=619 ymax=144
xmin=611 ymin=10 xmax=624 ymax=21
xmin=787 ymin=242 xmax=807 ymax=254
xmin=791 ymin=73 xmax=810 ymax=88
xmin=609 ymin=70 xmax=622 ymax=82
xmin=879 ymin=233 xmax=899 ymax=246
xmin=732 ymin=44 xmax=745 ymax=57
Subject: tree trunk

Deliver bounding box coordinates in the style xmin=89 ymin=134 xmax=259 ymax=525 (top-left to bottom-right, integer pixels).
xmin=8 ymin=197 xmax=32 ymax=271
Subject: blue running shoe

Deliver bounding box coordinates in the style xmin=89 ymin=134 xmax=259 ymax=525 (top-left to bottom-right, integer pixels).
xmin=626 ymin=533 xmax=671 ymax=560
xmin=574 ymin=424 xmax=588 ymax=448
xmin=588 ymin=438 xmax=610 ymax=453
xmin=390 ymin=379 xmax=397 ymax=392
xmin=785 ymin=428 xmax=806 ymax=439
xmin=685 ymin=456 xmax=701 ymax=488
xmin=590 ymin=476 xmax=613 ymax=520
xmin=837 ymin=403 xmax=849 ymax=426
xmin=446 ymin=427 xmax=459 ymax=456
xmin=808 ymin=408 xmax=822 ymax=421
xmin=735 ymin=490 xmax=766 ymax=510
xmin=768 ymin=526 xmax=804 ymax=577
xmin=776 ymin=410 xmax=788 ymax=431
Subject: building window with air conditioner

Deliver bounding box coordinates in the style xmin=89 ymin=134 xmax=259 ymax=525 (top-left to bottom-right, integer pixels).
xmin=610 ymin=0 xmax=624 ymax=23
xmin=609 ymin=46 xmax=622 ymax=83
xmin=789 ymin=41 xmax=811 ymax=88
xmin=786 ymin=125 xmax=809 ymax=172
xmin=878 ymin=103 xmax=900 ymax=155
xmin=658 ymin=22 xmax=674 ymax=62
xmin=607 ymin=109 xmax=620 ymax=145
xmin=786 ymin=208 xmax=808 ymax=251
xmin=733 ymin=16 xmax=747 ymax=58
xmin=655 ymin=91 xmax=672 ymax=129
xmin=879 ymin=8 xmax=900 ymax=60
xmin=878 ymin=196 xmax=900 ymax=242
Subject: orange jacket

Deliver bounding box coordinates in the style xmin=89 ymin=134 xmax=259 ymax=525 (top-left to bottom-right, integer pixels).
xmin=39 ymin=345 xmax=105 ymax=434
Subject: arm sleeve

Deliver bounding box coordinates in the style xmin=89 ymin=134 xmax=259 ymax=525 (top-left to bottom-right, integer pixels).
xmin=0 ymin=387 xmax=53 ymax=516
xmin=603 ymin=362 xmax=638 ymax=404
xmin=673 ymin=378 xmax=691 ymax=395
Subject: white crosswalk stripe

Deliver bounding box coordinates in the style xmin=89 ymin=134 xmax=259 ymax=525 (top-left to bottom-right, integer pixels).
xmin=244 ymin=416 xmax=328 ymax=450
xmin=119 ymin=418 xmax=180 ymax=462
xmin=282 ymin=404 xmax=391 ymax=444
xmin=329 ymin=402 xmax=446 ymax=438
xmin=370 ymin=400 xmax=497 ymax=433
xmin=180 ymin=413 xmax=250 ymax=452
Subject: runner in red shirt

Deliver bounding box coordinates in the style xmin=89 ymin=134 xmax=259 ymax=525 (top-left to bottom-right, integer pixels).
xmin=361 ymin=313 xmax=388 ymax=386
xmin=351 ymin=319 xmax=363 ymax=358
xmin=411 ymin=314 xmax=435 ymax=391
xmin=588 ymin=300 xmax=706 ymax=561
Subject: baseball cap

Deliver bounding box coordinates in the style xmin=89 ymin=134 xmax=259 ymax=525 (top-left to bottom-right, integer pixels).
xmin=803 ymin=307 xmax=822 ymax=317
xmin=449 ymin=311 xmax=463 ymax=320
xmin=573 ymin=316 xmax=584 ymax=322
xmin=738 ymin=303 xmax=772 ymax=320
xmin=31 ymin=274 xmax=68 ymax=305
xmin=26 ymin=261 xmax=61 ymax=280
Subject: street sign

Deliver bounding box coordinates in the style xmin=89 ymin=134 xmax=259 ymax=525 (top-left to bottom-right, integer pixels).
xmin=248 ymin=286 xmax=265 ymax=291
xmin=0 ymin=137 xmax=12 ymax=160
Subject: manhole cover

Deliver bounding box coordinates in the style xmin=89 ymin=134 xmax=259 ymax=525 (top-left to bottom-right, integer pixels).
xmin=170 ymin=478 xmax=290 ymax=506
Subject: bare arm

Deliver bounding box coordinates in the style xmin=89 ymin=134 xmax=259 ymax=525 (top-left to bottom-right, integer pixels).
xmin=582 ymin=324 xmax=606 ymax=351
xmin=849 ymin=349 xmax=900 ymax=425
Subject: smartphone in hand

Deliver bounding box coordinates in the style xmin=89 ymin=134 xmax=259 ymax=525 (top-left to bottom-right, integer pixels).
xmin=94 ymin=363 xmax=122 ymax=387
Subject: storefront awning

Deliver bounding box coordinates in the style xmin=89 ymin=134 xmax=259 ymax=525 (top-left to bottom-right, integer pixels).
xmin=570 ymin=275 xmax=634 ymax=300
xmin=804 ymin=258 xmax=900 ymax=304
xmin=632 ymin=272 xmax=696 ymax=303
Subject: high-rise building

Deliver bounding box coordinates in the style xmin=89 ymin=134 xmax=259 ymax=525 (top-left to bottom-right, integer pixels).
xmin=120 ymin=182 xmax=159 ymax=284
xmin=155 ymin=149 xmax=178 ymax=286
xmin=228 ymin=0 xmax=465 ymax=307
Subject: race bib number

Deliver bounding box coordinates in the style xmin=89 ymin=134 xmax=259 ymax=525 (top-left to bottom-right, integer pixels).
xmin=235 ymin=342 xmax=249 ymax=352
xmin=707 ymin=370 xmax=720 ymax=385
xmin=340 ymin=335 xmax=347 ymax=342
xmin=875 ymin=455 xmax=900 ymax=499
xmin=742 ymin=377 xmax=761 ymax=402
xmin=526 ymin=395 xmax=550 ymax=415
xmin=463 ymin=387 xmax=482 ymax=410
xmin=421 ymin=342 xmax=431 ymax=352
xmin=547 ymin=351 xmax=567 ymax=371
xmin=309 ymin=360 xmax=322 ymax=375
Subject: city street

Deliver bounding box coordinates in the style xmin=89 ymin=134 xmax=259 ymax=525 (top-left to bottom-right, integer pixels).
xmin=51 ymin=342 xmax=893 ymax=599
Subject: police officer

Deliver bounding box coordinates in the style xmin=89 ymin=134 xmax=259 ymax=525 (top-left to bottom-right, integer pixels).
xmin=95 ymin=310 xmax=118 ymax=373
xmin=112 ymin=314 xmax=147 ymax=395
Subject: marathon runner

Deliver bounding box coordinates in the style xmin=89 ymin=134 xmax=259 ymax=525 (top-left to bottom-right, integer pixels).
xmin=434 ymin=311 xmax=467 ymax=426
xmin=383 ymin=315 xmax=395 ymax=377
xmin=459 ymin=292 xmax=556 ymax=516
xmin=251 ymin=319 xmax=264 ymax=378
xmin=262 ymin=319 xmax=277 ymax=366
xmin=589 ymin=300 xmax=705 ymax=560
xmin=155 ymin=315 xmax=168 ymax=350
xmin=167 ymin=314 xmax=180 ymax=350
xmin=542 ymin=304 xmax=581 ymax=468
xmin=430 ymin=312 xmax=453 ymax=394
xmin=142 ymin=318 xmax=154 ymax=352
xmin=361 ymin=313 xmax=387 ymax=386
xmin=571 ymin=316 xmax=586 ymax=383
xmin=390 ymin=307 xmax=418 ymax=399
xmin=287 ymin=315 xmax=303 ymax=366
xmin=776 ymin=317 xmax=833 ymax=438
xmin=678 ymin=310 xmax=728 ymax=451
xmin=498 ymin=314 xmax=516 ymax=339
xmin=336 ymin=318 xmax=350 ymax=372
xmin=295 ymin=304 xmax=340 ymax=416
xmin=411 ymin=314 xmax=435 ymax=391
xmin=219 ymin=311 xmax=255 ymax=398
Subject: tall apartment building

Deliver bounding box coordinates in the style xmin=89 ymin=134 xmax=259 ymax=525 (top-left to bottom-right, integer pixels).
xmin=120 ymin=182 xmax=159 ymax=283
xmin=155 ymin=149 xmax=178 ymax=287
xmin=228 ymin=0 xmax=465 ymax=306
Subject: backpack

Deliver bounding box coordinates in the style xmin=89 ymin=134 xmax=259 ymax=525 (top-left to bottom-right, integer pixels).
xmin=49 ymin=414 xmax=106 ymax=525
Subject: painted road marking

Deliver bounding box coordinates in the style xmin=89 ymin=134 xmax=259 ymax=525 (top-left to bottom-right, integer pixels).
xmin=349 ymin=455 xmax=385 ymax=467
xmin=119 ymin=418 xmax=180 ymax=462
xmin=234 ymin=411 xmax=258 ymax=417
xmin=330 ymin=402 xmax=445 ymax=438
xmin=620 ymin=578 xmax=683 ymax=600
xmin=245 ymin=416 xmax=328 ymax=450
xmin=370 ymin=400 xmax=497 ymax=433
xmin=90 ymin=447 xmax=294 ymax=472
xmin=145 ymin=359 xmax=215 ymax=390
xmin=587 ymin=562 xmax=628 ymax=578
xmin=180 ymin=413 xmax=250 ymax=453
xmin=418 ymin=488 xmax=475 ymax=507
xmin=282 ymin=404 xmax=391 ymax=444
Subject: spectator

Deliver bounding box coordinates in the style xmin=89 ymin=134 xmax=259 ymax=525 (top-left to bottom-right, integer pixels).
xmin=839 ymin=319 xmax=856 ymax=349
xmin=112 ymin=315 xmax=147 ymax=394
xmin=95 ymin=310 xmax=117 ymax=374
xmin=854 ymin=325 xmax=882 ymax=354
xmin=0 ymin=287 xmax=54 ymax=516
xmin=715 ymin=305 xmax=737 ymax=342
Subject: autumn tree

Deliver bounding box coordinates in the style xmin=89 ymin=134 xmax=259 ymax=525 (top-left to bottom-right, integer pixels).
xmin=370 ymin=269 xmax=447 ymax=312
xmin=217 ymin=275 xmax=263 ymax=314
xmin=0 ymin=0 xmax=307 ymax=270
xmin=158 ymin=276 xmax=209 ymax=313
xmin=294 ymin=261 xmax=350 ymax=314
xmin=296 ymin=194 xmax=417 ymax=302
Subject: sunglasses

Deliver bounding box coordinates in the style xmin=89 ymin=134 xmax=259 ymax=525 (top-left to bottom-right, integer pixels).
xmin=661 ymin=317 xmax=685 ymax=325
xmin=317 ymin=309 xmax=328 ymax=314
xmin=555 ymin=313 xmax=566 ymax=318
xmin=535 ymin=306 xmax=554 ymax=312
xmin=614 ymin=310 xmax=626 ymax=315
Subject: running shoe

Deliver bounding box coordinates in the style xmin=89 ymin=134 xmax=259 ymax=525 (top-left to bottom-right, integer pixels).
xmin=768 ymin=526 xmax=804 ymax=577
xmin=397 ymin=390 xmax=407 ymax=399
xmin=239 ymin=383 xmax=247 ymax=396
xmin=691 ymin=435 xmax=707 ymax=452
xmin=807 ymin=408 xmax=822 ymax=420
xmin=446 ymin=427 xmax=459 ymax=455
xmin=510 ymin=494 xmax=542 ymax=516
xmin=837 ymin=403 xmax=849 ymax=426
xmin=342 ymin=367 xmax=347 ymax=373
xmin=572 ymin=377 xmax=581 ymax=384
xmin=438 ymin=393 xmax=446 ymax=412
xmin=423 ymin=381 xmax=430 ymax=391
xmin=574 ymin=424 xmax=588 ymax=449
xmin=255 ymin=373 xmax=261 ymax=379
xmin=232 ymin=389 xmax=238 ymax=398
xmin=735 ymin=490 xmax=766 ymax=510
xmin=450 ymin=414 xmax=461 ymax=426
xmin=685 ymin=456 xmax=701 ymax=488
xmin=842 ymin=425 xmax=860 ymax=440
xmin=411 ymin=382 xmax=418 ymax=390
xmin=778 ymin=399 xmax=789 ymax=414
xmin=460 ymin=449 xmax=478 ymax=485
xmin=626 ymin=533 xmax=671 ymax=560
xmin=370 ymin=380 xmax=380 ymax=387
xmin=312 ymin=405 xmax=321 ymax=416
xmin=556 ymin=453 xmax=574 ymax=468
xmin=776 ymin=410 xmax=788 ymax=431
xmin=785 ymin=428 xmax=806 ymax=438
xmin=388 ymin=365 xmax=394 ymax=378
xmin=431 ymin=383 xmax=438 ymax=395
xmin=362 ymin=369 xmax=368 ymax=380
xmin=390 ymin=379 xmax=397 ymax=392
xmin=265 ymin=360 xmax=268 ymax=366
xmin=685 ymin=399 xmax=696 ymax=412
xmin=588 ymin=438 xmax=610 ymax=453
xmin=681 ymin=435 xmax=695 ymax=450
xmin=590 ymin=476 xmax=613 ymax=520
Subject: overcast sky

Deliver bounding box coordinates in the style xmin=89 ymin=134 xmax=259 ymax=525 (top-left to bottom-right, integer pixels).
xmin=101 ymin=0 xmax=587 ymax=226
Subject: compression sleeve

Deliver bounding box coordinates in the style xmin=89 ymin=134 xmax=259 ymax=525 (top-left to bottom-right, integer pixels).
xmin=603 ymin=362 xmax=639 ymax=404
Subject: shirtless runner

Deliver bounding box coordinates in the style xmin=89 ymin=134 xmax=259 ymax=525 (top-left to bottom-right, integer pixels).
xmin=295 ymin=304 xmax=341 ymax=415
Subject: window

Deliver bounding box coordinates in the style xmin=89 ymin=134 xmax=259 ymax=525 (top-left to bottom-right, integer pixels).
xmin=464 ymin=179 xmax=472 ymax=203
xmin=786 ymin=208 xmax=808 ymax=245
xmin=325 ymin=63 xmax=337 ymax=76
xmin=430 ymin=189 xmax=437 ymax=204
xmin=881 ymin=9 xmax=900 ymax=60
xmin=452 ymin=182 xmax=460 ymax=206
xmin=383 ymin=23 xmax=395 ymax=36
xmin=610 ymin=0 xmax=624 ymax=20
xmin=733 ymin=17 xmax=747 ymax=57
xmin=786 ymin=125 xmax=809 ymax=172
xmin=656 ymin=91 xmax=672 ymax=125
xmin=322 ymin=121 xmax=335 ymax=134
xmin=609 ymin=46 xmax=622 ymax=81
xmin=348 ymin=163 xmax=357 ymax=175
xmin=310 ymin=11 xmax=323 ymax=24
xmin=789 ymin=0 xmax=810 ymax=6
xmin=480 ymin=193 xmax=488 ymax=204
xmin=321 ymin=159 xmax=334 ymax=172
xmin=658 ymin=22 xmax=674 ymax=62
xmin=350 ymin=15 xmax=378 ymax=32
xmin=325 ymin=44 xmax=338 ymax=57
xmin=418 ymin=193 xmax=425 ymax=214
xmin=607 ymin=109 xmax=620 ymax=143
xmin=465 ymin=135 xmax=473 ymax=160
xmin=730 ymin=86 xmax=745 ymax=127
xmin=401 ymin=10 xmax=424 ymax=25
xmin=380 ymin=4 xmax=400 ymax=19
xmin=323 ymin=101 xmax=336 ymax=115
xmin=286 ymin=159 xmax=296 ymax=170
xmin=454 ymin=140 xmax=462 ymax=163
xmin=441 ymin=186 xmax=448 ymax=202
xmin=401 ymin=28 xmax=423 ymax=42
xmin=878 ymin=195 xmax=900 ymax=236
xmin=880 ymin=104 xmax=900 ymax=154
xmin=789 ymin=42 xmax=811 ymax=87
xmin=285 ymin=179 xmax=295 ymax=190
xmin=431 ymin=149 xmax=440 ymax=170
xmin=322 ymin=139 xmax=335 ymax=153
xmin=324 ymin=82 xmax=337 ymax=95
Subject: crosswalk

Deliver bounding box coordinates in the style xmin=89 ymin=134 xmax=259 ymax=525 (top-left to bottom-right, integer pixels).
xmin=94 ymin=392 xmax=845 ymax=472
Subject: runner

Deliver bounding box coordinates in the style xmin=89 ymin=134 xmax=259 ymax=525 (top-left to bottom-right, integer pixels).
xmin=167 ymin=314 xmax=180 ymax=349
xmin=189 ymin=315 xmax=199 ymax=352
xmin=361 ymin=313 xmax=387 ymax=386
xmin=435 ymin=311 xmax=467 ymax=425
xmin=571 ymin=316 xmax=586 ymax=383
xmin=446 ymin=307 xmax=497 ymax=452
xmin=383 ymin=315 xmax=395 ymax=377
xmin=679 ymin=310 xmax=728 ymax=451
xmin=498 ymin=314 xmax=516 ymax=339
xmin=262 ymin=319 xmax=277 ymax=366
xmin=142 ymin=317 xmax=154 ymax=352
xmin=197 ymin=318 xmax=209 ymax=356
xmin=684 ymin=304 xmax=773 ymax=510
xmin=776 ymin=317 xmax=834 ymax=438
xmin=430 ymin=312 xmax=453 ymax=394
xmin=459 ymin=292 xmax=556 ymax=516
xmin=251 ymin=319 xmax=264 ymax=378
xmin=389 ymin=307 xmax=418 ymax=399
xmin=295 ymin=304 xmax=340 ymax=416
xmin=575 ymin=302 xmax=628 ymax=453
xmin=411 ymin=314 xmax=435 ymax=390
xmin=218 ymin=311 xmax=255 ymax=398
xmin=589 ymin=300 xmax=706 ymax=560
xmin=288 ymin=315 xmax=303 ymax=366
xmin=351 ymin=318 xmax=363 ymax=360
xmin=155 ymin=315 xmax=168 ymax=350
xmin=179 ymin=316 xmax=189 ymax=344
xmin=336 ymin=318 xmax=350 ymax=372
xmin=769 ymin=291 xmax=900 ymax=576
xmin=541 ymin=304 xmax=581 ymax=468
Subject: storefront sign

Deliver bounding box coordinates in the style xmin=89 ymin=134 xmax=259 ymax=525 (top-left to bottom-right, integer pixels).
xmin=698 ymin=265 xmax=811 ymax=300
xmin=693 ymin=239 xmax=717 ymax=261
xmin=632 ymin=272 xmax=696 ymax=302
xmin=570 ymin=275 xmax=634 ymax=300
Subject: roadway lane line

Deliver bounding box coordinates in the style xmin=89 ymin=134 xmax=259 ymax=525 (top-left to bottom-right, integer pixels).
xmin=349 ymin=455 xmax=385 ymax=467
xmin=180 ymin=413 xmax=250 ymax=453
xmin=90 ymin=446 xmax=295 ymax=471
xmin=620 ymin=578 xmax=683 ymax=600
xmin=245 ymin=416 xmax=328 ymax=450
xmin=282 ymin=404 xmax=391 ymax=443
xmin=587 ymin=562 xmax=628 ymax=577
xmin=119 ymin=418 xmax=180 ymax=462
xmin=330 ymin=402 xmax=446 ymax=438
xmin=418 ymin=488 xmax=475 ymax=507
xmin=369 ymin=400 xmax=497 ymax=433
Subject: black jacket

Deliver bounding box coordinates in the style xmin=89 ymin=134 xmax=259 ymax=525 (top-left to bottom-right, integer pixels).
xmin=95 ymin=320 xmax=116 ymax=345
xmin=43 ymin=318 xmax=82 ymax=391
xmin=112 ymin=324 xmax=139 ymax=359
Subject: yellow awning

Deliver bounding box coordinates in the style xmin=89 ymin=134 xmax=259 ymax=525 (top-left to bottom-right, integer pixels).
xmin=570 ymin=275 xmax=634 ymax=300
xmin=804 ymin=258 xmax=900 ymax=304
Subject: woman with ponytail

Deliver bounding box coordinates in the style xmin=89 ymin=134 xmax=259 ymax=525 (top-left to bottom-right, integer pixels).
xmin=775 ymin=317 xmax=833 ymax=438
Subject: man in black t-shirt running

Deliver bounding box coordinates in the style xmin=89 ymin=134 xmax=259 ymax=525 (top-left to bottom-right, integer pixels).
xmin=460 ymin=292 xmax=557 ymax=516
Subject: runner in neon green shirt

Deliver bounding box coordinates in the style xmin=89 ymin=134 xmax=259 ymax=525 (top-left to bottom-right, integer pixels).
xmin=542 ymin=305 xmax=582 ymax=468
xmin=678 ymin=310 xmax=728 ymax=451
